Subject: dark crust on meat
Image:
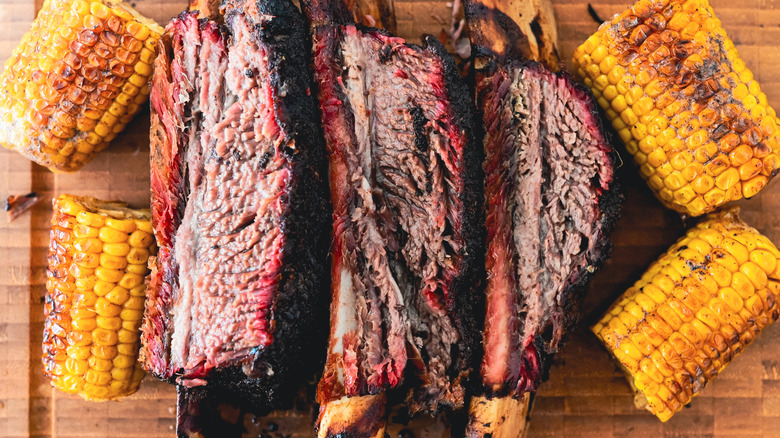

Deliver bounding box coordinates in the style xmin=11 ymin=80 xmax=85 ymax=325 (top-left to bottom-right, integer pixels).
xmin=244 ymin=0 xmax=331 ymax=410
xmin=148 ymin=0 xmax=329 ymax=412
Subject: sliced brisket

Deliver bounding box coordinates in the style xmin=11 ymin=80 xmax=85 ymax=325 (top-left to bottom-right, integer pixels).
xmin=477 ymin=59 xmax=621 ymax=396
xmin=142 ymin=0 xmax=329 ymax=410
xmin=304 ymin=0 xmax=483 ymax=414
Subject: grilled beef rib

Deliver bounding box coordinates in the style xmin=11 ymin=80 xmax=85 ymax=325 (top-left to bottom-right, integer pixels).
xmin=477 ymin=61 xmax=621 ymax=396
xmin=303 ymin=0 xmax=484 ymax=429
xmin=142 ymin=0 xmax=329 ymax=412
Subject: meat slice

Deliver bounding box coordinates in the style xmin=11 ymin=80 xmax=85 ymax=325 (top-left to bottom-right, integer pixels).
xmin=478 ymin=62 xmax=620 ymax=396
xmin=303 ymin=0 xmax=484 ymax=433
xmin=464 ymin=0 xmax=622 ymax=435
xmin=142 ymin=0 xmax=329 ymax=413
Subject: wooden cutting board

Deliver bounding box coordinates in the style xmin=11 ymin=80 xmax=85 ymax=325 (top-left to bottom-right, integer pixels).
xmin=2 ymin=0 xmax=779 ymax=436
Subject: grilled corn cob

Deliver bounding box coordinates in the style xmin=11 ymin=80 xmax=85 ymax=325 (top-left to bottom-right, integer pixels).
xmin=43 ymin=195 xmax=156 ymax=401
xmin=593 ymin=208 xmax=780 ymax=421
xmin=0 ymin=0 xmax=163 ymax=172
xmin=573 ymin=0 xmax=780 ymax=217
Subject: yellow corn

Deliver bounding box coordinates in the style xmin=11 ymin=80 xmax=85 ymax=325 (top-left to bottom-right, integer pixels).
xmin=0 ymin=0 xmax=163 ymax=172
xmin=43 ymin=195 xmax=155 ymax=401
xmin=573 ymin=0 xmax=780 ymax=217
xmin=592 ymin=208 xmax=780 ymax=422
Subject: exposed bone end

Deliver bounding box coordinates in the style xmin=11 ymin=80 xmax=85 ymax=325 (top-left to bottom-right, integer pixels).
xmin=347 ymin=0 xmax=397 ymax=33
xmin=466 ymin=393 xmax=531 ymax=438
xmin=317 ymin=394 xmax=387 ymax=438
xmin=189 ymin=0 xmax=222 ymax=19
xmin=465 ymin=0 xmax=560 ymax=71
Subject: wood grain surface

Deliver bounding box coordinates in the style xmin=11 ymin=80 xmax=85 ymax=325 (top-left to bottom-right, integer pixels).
xmin=1 ymin=0 xmax=779 ymax=436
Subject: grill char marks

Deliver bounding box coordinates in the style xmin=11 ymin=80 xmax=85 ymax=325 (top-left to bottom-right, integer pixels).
xmin=478 ymin=61 xmax=620 ymax=397
xmin=143 ymin=0 xmax=329 ymax=412
xmin=307 ymin=4 xmax=483 ymax=416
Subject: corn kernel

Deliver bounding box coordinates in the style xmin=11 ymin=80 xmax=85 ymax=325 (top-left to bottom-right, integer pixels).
xmin=96 ymin=266 xmax=124 ymax=283
xmin=106 ymin=286 xmax=130 ymax=306
xmin=125 ymin=264 xmax=148 ymax=275
xmin=99 ymin=226 xmax=129 ymax=243
xmin=95 ymin=297 xmax=121 ymax=317
xmin=99 ymin=253 xmax=128 ymax=270
xmin=113 ymin=354 xmax=135 ymax=369
xmin=97 ymin=316 xmax=122 ymax=331
xmin=92 ymin=328 xmax=118 ymax=346
xmin=103 ymin=242 xmax=131 ymax=257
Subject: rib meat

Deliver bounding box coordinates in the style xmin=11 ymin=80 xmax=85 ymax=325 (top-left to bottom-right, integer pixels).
xmin=142 ymin=0 xmax=329 ymax=411
xmin=303 ymin=0 xmax=484 ymax=418
xmin=477 ymin=60 xmax=621 ymax=396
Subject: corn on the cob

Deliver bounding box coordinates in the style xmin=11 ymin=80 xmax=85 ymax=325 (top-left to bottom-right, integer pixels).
xmin=43 ymin=195 xmax=156 ymax=401
xmin=573 ymin=0 xmax=780 ymax=217
xmin=0 ymin=0 xmax=163 ymax=172
xmin=592 ymin=208 xmax=780 ymax=421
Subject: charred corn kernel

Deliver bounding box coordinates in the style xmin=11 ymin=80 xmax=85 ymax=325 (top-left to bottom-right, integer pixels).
xmin=592 ymin=208 xmax=780 ymax=422
xmin=43 ymin=195 xmax=154 ymax=401
xmin=0 ymin=0 xmax=163 ymax=172
xmin=573 ymin=0 xmax=780 ymax=216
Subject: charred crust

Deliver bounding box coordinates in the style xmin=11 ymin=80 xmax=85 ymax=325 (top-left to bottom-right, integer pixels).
xmin=239 ymin=0 xmax=331 ymax=410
